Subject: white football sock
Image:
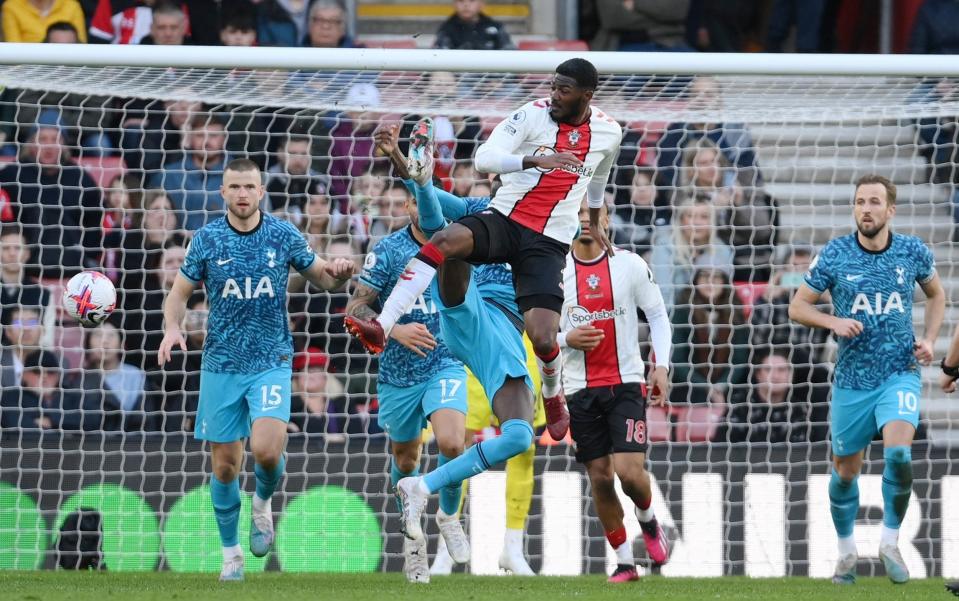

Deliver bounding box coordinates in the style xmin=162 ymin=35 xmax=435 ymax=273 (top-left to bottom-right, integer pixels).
xmin=536 ymin=348 xmax=563 ymax=398
xmin=223 ymin=544 xmax=242 ymax=561
xmin=379 ymin=257 xmax=437 ymax=333
xmin=880 ymin=525 xmax=899 ymax=548
xmin=838 ymin=535 xmax=857 ymax=557
xmin=252 ymin=493 xmax=270 ymax=514
xmin=615 ymin=540 xmax=634 ymax=565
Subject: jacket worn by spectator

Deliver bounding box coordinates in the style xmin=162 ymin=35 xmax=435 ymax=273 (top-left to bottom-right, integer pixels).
xmin=434 ymin=12 xmax=514 ymax=50
xmin=0 ymin=163 xmax=103 ymax=276
xmin=590 ymin=0 xmax=690 ymax=51
xmin=2 ymin=0 xmax=87 ymax=43
xmin=0 ymin=386 xmax=98 ymax=431
xmin=151 ymin=154 xmax=228 ymax=231
xmin=909 ymin=0 xmax=959 ymax=54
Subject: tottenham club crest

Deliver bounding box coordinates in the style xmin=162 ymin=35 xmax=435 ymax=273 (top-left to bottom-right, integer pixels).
xmin=568 ymin=129 xmax=581 ymax=148
xmin=586 ymin=273 xmax=600 ymax=290
xmin=896 ymin=266 xmax=905 ymax=285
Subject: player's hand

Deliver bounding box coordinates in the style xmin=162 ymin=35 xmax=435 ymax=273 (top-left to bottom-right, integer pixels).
xmin=830 ymin=317 xmax=863 ymax=339
xmin=532 ymin=151 xmax=582 ymax=172
xmin=647 ymin=366 xmax=670 ymax=407
xmin=389 ymin=323 xmax=436 ymax=358
xmin=913 ymin=338 xmax=935 ymax=365
xmin=565 ymin=325 xmax=604 ymax=351
xmin=373 ymin=123 xmax=399 ymax=156
xmin=590 ymin=215 xmax=615 ymax=258
xmin=324 ymin=258 xmax=355 ymax=282
xmin=940 ymin=373 xmax=958 ymax=393
xmin=158 ymin=328 xmax=187 ymax=366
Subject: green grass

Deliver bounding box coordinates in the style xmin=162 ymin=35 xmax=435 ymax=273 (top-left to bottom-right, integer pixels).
xmin=2 ymin=572 xmax=952 ymax=601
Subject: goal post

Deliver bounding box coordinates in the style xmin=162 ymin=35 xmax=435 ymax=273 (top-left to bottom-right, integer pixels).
xmin=0 ymin=45 xmax=957 ymax=577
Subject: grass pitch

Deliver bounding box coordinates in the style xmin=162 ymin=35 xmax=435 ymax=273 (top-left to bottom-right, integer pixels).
xmin=3 ymin=572 xmax=953 ymax=601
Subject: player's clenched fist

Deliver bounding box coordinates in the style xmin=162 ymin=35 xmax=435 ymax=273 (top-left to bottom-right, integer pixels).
xmin=324 ymin=258 xmax=355 ymax=282
xmin=373 ymin=123 xmax=399 ymax=155
xmin=913 ymin=338 xmax=935 ymax=364
xmin=157 ymin=327 xmax=187 ymax=366
xmin=830 ymin=317 xmax=863 ymax=338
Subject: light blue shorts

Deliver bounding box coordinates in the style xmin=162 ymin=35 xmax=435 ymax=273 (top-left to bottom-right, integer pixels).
xmin=377 ymin=365 xmax=467 ymax=443
xmin=831 ymin=372 xmax=921 ymax=456
xmin=195 ymin=367 xmax=292 ymax=443
xmin=432 ymin=277 xmax=533 ymax=404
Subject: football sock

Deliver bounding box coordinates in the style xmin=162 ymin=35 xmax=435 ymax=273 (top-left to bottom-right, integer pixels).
xmin=504 ymin=527 xmax=525 ymax=552
xmin=635 ymin=494 xmax=655 ymax=524
xmin=882 ymin=446 xmax=913 ymax=530
xmin=505 ymin=442 xmax=535 ymax=530
xmin=423 ymin=420 xmax=534 ymax=492
xmin=413 ymin=181 xmax=446 ymax=237
xmin=437 ymin=453 xmax=462 ymax=516
xmin=829 ymin=469 xmax=859 ymax=539
xmin=535 ymin=344 xmax=563 ymax=399
xmin=378 ymin=243 xmax=445 ymax=333
xmin=606 ymin=526 xmax=634 ymax=564
xmin=253 ymin=454 xmax=285 ymax=512
xmin=211 ymin=475 xmax=241 ymax=549
xmin=391 ymin=458 xmax=420 ymax=514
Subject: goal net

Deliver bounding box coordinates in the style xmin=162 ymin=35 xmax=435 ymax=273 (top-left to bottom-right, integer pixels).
xmin=0 ymin=47 xmax=957 ymax=578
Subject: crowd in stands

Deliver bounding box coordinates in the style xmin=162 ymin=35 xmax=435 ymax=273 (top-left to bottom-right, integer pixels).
xmin=0 ymin=0 xmax=950 ymax=443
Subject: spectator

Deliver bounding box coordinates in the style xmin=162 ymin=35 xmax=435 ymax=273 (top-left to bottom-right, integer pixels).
xmin=669 ymin=264 xmax=750 ymax=406
xmin=685 ymin=0 xmax=759 ymax=52
xmin=649 ymin=198 xmax=734 ymax=310
xmin=450 ymin=161 xmax=481 ymax=197
xmin=0 ymin=349 xmax=97 ymax=431
xmin=610 ymin=167 xmax=657 ymax=257
xmin=140 ymin=0 xmax=189 ymax=45
xmin=79 ymin=322 xmax=157 ymax=431
xmin=910 ymin=79 xmax=959 ymax=186
xmin=305 ymin=0 xmax=357 ymax=48
xmin=468 ymin=179 xmax=491 ymax=198
xmin=682 ymin=138 xmax=778 ymax=280
xmin=656 ymin=77 xmax=760 ymax=215
xmin=434 ymin=0 xmax=514 ymax=50
xmin=301 ymin=180 xmax=345 ymax=255
xmin=44 ymin=19 xmax=80 ymax=42
xmin=100 ymin=173 xmax=140 ymax=283
xmin=0 ymin=306 xmax=44 ymax=389
xmin=0 ymin=225 xmax=51 ymax=328
xmin=0 ymin=117 xmax=103 ymax=277
xmin=910 ymin=0 xmax=959 ymax=54
xmin=749 ymin=246 xmax=830 ymax=369
xmin=116 ymin=190 xmax=184 ymax=295
xmin=266 ymin=131 xmax=327 ymax=226
xmin=590 ymin=0 xmax=692 ymax=52
xmin=122 ymin=97 xmax=203 ymax=176
xmin=2 ymin=0 xmax=87 ymax=43
xmin=121 ymin=239 xmax=186 ymax=372
xmin=151 ymin=113 xmax=229 ymax=230
xmin=90 ymin=0 xmax=179 ymax=44
xmin=255 ymin=0 xmax=309 ymax=47
xmin=288 ymin=346 xmax=348 ymax=439
xmin=219 ymin=1 xmax=257 ymax=46
xmin=170 ymin=296 xmax=205 ymax=430
xmin=328 ymin=82 xmax=382 ymax=210
xmin=725 ymin=348 xmax=828 ymax=444
xmin=765 ymin=0 xmax=825 ymax=53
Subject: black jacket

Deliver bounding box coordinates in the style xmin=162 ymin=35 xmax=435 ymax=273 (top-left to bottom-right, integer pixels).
xmin=910 ymin=0 xmax=959 ymax=54
xmin=434 ymin=13 xmax=514 ymax=50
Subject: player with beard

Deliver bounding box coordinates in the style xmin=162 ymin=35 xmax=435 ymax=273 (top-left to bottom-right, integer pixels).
xmin=789 ymin=174 xmax=945 ymax=585
xmin=345 ymin=58 xmax=624 ymax=444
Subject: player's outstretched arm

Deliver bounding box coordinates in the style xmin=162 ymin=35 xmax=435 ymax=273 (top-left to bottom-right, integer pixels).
xmin=300 ymin=257 xmax=355 ymax=291
xmin=158 ymin=274 xmax=197 ymax=365
xmin=917 ymin=272 xmax=945 ymax=365
xmin=474 ymin=110 xmax=581 ymax=174
xmin=788 ymin=284 xmax=863 ymax=338
xmin=941 ymin=321 xmax=959 ymax=393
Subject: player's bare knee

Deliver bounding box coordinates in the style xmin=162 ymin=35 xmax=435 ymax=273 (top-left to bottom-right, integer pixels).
xmin=213 ymin=462 xmax=239 ymax=482
xmin=528 ymin=330 xmax=557 ymax=357
xmin=393 ymin=453 xmax=419 ymax=475
xmin=436 ymin=437 xmax=464 ymax=459
xmin=252 ymin=447 xmax=281 ymax=471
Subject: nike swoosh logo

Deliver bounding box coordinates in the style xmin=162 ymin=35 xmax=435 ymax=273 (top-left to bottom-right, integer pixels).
xmin=439 ymin=398 xmax=456 ymax=404
xmin=846 ymin=274 xmax=863 ymax=281
xmin=217 ymin=258 xmax=233 ymax=266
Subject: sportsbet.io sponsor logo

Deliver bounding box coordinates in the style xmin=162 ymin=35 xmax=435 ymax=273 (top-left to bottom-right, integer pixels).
xmin=532 ymin=146 xmax=595 ymax=177
xmin=565 ymin=304 xmax=625 ymax=328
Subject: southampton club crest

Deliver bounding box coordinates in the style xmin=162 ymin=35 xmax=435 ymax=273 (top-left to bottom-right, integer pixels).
xmin=586 ymin=273 xmax=600 ymax=290
xmin=568 ymin=129 xmax=581 ymax=148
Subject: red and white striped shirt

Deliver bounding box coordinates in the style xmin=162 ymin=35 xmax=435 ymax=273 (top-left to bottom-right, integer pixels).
xmin=560 ymin=248 xmax=669 ymax=394
xmin=475 ymin=98 xmax=623 ymax=244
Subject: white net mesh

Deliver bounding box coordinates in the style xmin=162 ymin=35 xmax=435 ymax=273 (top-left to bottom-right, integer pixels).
xmin=0 ymin=60 xmax=957 ymax=578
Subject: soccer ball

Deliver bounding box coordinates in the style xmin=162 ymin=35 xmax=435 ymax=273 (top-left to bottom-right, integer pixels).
xmin=63 ymin=271 xmax=116 ymax=328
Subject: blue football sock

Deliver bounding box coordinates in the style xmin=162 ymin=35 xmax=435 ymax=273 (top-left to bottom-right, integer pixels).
xmin=437 ymin=453 xmax=463 ymax=515
xmin=423 ymin=419 xmax=533 ymax=493
xmin=829 ymin=469 xmax=859 ymax=539
xmin=254 ymin=454 xmax=286 ymax=501
xmin=211 ymin=476 xmax=241 ymax=548
xmin=413 ymin=181 xmax=446 ymax=236
xmin=390 ymin=458 xmax=419 ymax=513
xmin=882 ymin=446 xmax=913 ymax=529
